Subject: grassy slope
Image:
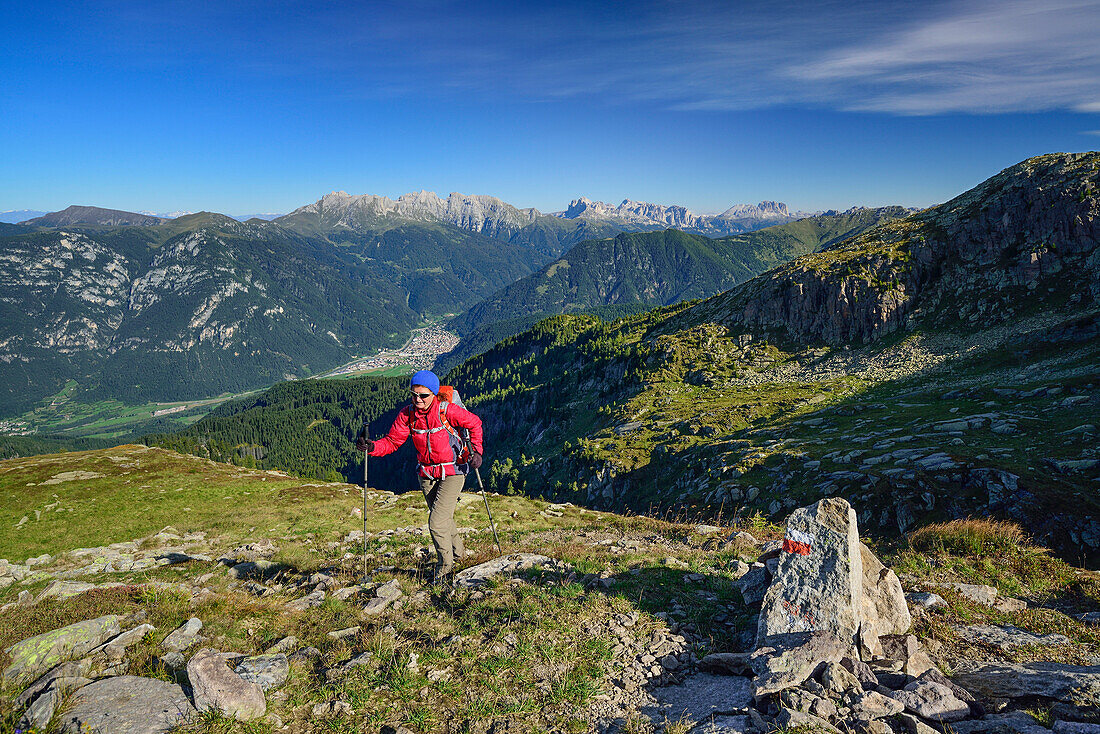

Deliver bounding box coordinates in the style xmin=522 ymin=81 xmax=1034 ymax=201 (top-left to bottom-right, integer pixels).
xmin=0 ymin=446 xmax=750 ymax=731
xmin=2 ymin=449 xmax=1100 ymax=732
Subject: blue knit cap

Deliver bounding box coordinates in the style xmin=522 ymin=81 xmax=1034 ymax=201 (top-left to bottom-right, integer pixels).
xmin=410 ymin=369 xmax=440 ymax=394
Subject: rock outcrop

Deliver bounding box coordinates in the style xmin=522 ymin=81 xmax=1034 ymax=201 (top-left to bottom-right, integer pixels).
xmin=678 ymin=152 xmax=1100 ymax=345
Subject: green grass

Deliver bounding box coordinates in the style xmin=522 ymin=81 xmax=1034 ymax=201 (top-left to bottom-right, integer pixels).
xmin=0 ymin=446 xmax=763 ymax=731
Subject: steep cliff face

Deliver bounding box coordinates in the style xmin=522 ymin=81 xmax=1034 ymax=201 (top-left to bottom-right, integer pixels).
xmin=0 ymin=232 xmax=135 ymax=356
xmin=676 ymin=153 xmax=1100 ymax=345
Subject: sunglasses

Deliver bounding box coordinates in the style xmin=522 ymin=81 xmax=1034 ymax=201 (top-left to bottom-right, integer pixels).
xmin=411 ymin=392 xmax=434 ymax=400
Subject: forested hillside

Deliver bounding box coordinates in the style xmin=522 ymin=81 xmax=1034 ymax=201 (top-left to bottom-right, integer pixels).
xmin=443 ymin=208 xmax=908 ymax=370
xmin=142 ymin=376 xmax=416 ymax=489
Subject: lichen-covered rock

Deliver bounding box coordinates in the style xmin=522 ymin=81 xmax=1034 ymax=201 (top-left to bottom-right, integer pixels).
xmin=757 ymin=498 xmax=862 ymax=646
xmin=59 ymin=675 xmax=195 ymax=733
xmin=234 ymin=653 xmax=289 ymax=691
xmin=160 ymin=617 xmax=202 ymax=652
xmin=2 ymin=614 xmax=120 ymax=686
xmin=187 ymin=648 xmax=266 ymax=721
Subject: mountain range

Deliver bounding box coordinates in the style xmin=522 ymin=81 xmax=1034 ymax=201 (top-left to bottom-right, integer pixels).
xmin=0 ymin=187 xmax=817 ymax=418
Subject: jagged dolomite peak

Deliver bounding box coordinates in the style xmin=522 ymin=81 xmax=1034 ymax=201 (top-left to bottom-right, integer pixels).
xmin=561 ymin=197 xmax=802 ymax=233
xmin=287 ymin=190 xmax=541 ymax=232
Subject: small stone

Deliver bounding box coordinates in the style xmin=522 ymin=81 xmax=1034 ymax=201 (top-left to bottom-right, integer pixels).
xmin=161 ymin=617 xmax=203 ymax=653
xmin=890 ymin=680 xmax=969 ymax=722
xmin=906 ymin=592 xmax=947 ymax=609
xmin=328 ymin=626 xmax=360 ymax=641
xmin=879 ymin=634 xmax=936 ymax=677
xmin=234 ymin=653 xmax=289 ymax=691
xmin=265 ymin=636 xmax=298 ymax=655
xmin=775 ymin=708 xmax=842 ymax=734
xmin=160 ymin=651 xmax=186 ymax=670
xmin=453 ymin=553 xmax=556 ymax=588
xmin=284 ymin=589 xmax=325 ymax=612
xmin=738 ymin=564 xmax=770 ymax=605
xmin=897 ymin=712 xmax=940 ymax=734
xmin=850 ymin=690 xmax=905 ymax=719
xmin=822 ymin=661 xmax=862 ymax=695
xmin=312 ymin=699 xmax=353 ymax=718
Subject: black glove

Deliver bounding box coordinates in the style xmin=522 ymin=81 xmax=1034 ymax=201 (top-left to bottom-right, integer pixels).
xmin=356 ymin=437 xmax=375 ymax=453
xmin=468 ymin=451 xmax=483 ymax=470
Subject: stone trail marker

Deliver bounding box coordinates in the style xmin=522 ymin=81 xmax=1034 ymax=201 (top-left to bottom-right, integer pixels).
xmin=757 ymin=498 xmax=863 ymax=646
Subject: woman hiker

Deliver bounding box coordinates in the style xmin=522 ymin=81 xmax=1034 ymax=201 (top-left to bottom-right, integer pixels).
xmin=357 ymin=370 xmax=484 ymax=584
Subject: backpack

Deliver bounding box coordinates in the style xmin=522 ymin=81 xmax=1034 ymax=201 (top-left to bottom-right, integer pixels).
xmin=437 ymin=385 xmax=473 ymax=471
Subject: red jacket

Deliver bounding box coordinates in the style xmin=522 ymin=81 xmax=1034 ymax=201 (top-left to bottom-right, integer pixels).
xmin=370 ymin=397 xmax=484 ymax=479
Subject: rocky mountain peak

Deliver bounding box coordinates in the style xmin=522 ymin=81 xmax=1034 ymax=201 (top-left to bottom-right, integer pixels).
xmin=680 ymin=151 xmax=1100 ymax=346
xmin=718 ymin=201 xmax=791 ymax=220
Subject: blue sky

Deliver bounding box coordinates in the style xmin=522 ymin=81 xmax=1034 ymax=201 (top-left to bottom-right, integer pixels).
xmin=3 ymin=0 xmax=1099 ymax=215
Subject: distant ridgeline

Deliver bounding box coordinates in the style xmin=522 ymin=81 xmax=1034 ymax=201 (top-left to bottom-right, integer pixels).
xmin=141 ymin=376 xmax=419 ymax=489
xmin=0 ymin=434 xmax=117 ymax=460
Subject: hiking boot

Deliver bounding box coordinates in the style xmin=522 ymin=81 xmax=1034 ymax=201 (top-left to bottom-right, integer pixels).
xmin=431 ymin=567 xmax=454 ymax=587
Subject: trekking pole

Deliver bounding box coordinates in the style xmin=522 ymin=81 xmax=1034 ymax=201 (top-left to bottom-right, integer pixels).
xmin=461 ymin=426 xmax=502 ymax=555
xmin=473 ymin=465 xmax=502 ymax=556
xmin=358 ymin=426 xmax=369 ymax=579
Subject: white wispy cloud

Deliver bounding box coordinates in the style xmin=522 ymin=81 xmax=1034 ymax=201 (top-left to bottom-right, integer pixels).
xmin=785 ymin=0 xmax=1100 ymax=113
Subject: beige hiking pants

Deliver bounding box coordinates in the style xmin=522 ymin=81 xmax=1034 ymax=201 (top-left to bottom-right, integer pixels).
xmin=419 ymin=473 xmax=466 ymax=574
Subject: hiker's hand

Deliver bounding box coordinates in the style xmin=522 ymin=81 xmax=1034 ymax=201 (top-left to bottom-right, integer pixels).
xmin=356 ymin=437 xmax=375 ymax=453
xmin=468 ymin=451 xmax=483 ymax=470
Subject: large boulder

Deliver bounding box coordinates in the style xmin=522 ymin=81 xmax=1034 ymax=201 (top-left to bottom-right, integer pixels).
xmin=749 ymin=631 xmax=855 ymax=699
xmin=953 ymin=662 xmax=1100 ymax=706
xmin=187 ymin=648 xmax=266 ymax=721
xmin=890 ymin=680 xmax=970 ymax=722
xmin=3 ymin=615 xmax=121 ymax=686
xmin=59 ymin=675 xmax=195 ymax=733
xmin=757 ymin=498 xmax=863 ymax=646
xmin=859 ymin=542 xmax=911 ymax=651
